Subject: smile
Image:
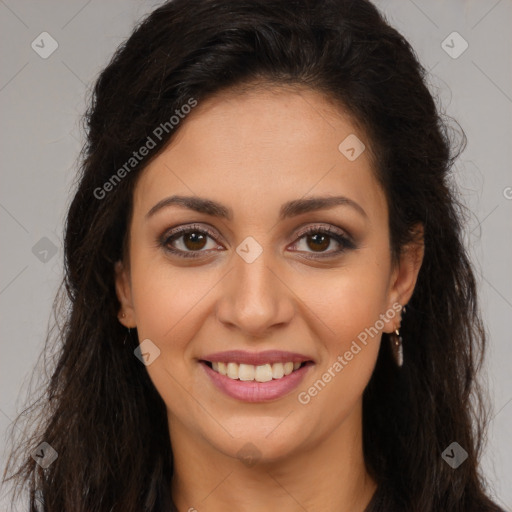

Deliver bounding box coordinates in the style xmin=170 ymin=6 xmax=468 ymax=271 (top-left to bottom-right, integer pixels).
xmin=199 ymin=350 xmax=314 ymax=402
xmin=205 ymin=361 xmax=306 ymax=382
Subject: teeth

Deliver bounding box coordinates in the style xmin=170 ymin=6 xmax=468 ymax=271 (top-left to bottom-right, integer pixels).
xmin=238 ymin=363 xmax=255 ymax=381
xmin=209 ymin=361 xmax=304 ymax=381
xmin=227 ymin=362 xmax=239 ymax=379
xmin=255 ymin=364 xmax=273 ymax=382
xmin=272 ymin=362 xmax=284 ymax=379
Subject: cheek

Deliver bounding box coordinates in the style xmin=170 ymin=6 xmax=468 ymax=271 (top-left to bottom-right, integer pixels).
xmin=297 ymin=256 xmax=391 ymax=347
xmin=295 ymin=276 xmax=385 ymax=426
xmin=292 ymin=253 xmax=390 ymax=409
xmin=128 ymin=261 xmax=215 ymax=418
xmin=130 ymin=265 xmax=214 ymax=348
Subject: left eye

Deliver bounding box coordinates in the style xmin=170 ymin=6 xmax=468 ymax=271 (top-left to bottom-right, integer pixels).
xmin=292 ymin=231 xmax=345 ymax=254
xmin=289 ymin=226 xmax=354 ymax=257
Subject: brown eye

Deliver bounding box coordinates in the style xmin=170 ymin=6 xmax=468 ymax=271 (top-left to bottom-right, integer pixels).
xmin=291 ymin=225 xmax=356 ymax=258
xmin=305 ymin=233 xmax=331 ymax=252
xmin=180 ymin=231 xmax=208 ymax=251
xmin=160 ymin=224 xmax=222 ymax=258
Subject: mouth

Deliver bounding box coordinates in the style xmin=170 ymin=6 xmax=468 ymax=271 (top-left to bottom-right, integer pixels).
xmin=201 ymin=360 xmax=311 ymax=382
xmin=199 ymin=350 xmax=314 ymax=402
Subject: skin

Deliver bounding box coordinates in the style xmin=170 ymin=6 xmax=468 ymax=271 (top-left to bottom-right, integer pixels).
xmin=115 ymin=84 xmax=424 ymax=512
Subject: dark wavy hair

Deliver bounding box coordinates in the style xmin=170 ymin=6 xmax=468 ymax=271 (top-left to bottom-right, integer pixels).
xmin=2 ymin=0 xmax=504 ymax=511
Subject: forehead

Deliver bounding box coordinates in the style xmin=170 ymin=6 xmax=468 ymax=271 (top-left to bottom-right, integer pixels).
xmin=133 ymin=85 xmax=387 ymax=224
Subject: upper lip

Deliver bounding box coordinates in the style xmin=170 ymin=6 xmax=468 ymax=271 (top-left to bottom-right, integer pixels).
xmin=201 ymin=350 xmax=314 ymax=366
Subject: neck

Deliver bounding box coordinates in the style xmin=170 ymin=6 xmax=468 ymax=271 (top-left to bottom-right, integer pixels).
xmin=169 ymin=402 xmax=377 ymax=512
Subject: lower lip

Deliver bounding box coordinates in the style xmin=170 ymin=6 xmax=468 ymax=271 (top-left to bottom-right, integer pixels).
xmin=201 ymin=362 xmax=312 ymax=402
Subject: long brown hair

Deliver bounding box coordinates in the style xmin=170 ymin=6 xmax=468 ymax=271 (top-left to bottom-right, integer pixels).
xmin=2 ymin=1 xmax=504 ymax=510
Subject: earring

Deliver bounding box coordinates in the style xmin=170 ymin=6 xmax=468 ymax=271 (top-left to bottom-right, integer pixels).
xmin=390 ymin=328 xmax=403 ymax=367
xmin=123 ymin=327 xmax=131 ymax=345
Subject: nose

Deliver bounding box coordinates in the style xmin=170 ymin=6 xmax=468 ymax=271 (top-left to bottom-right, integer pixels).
xmin=215 ymin=249 xmax=295 ymax=338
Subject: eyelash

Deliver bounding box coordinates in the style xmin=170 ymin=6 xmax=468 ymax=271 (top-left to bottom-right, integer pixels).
xmin=159 ymin=223 xmax=356 ymax=260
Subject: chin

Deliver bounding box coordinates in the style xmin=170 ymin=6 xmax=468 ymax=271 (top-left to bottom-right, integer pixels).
xmin=203 ymin=419 xmax=312 ymax=465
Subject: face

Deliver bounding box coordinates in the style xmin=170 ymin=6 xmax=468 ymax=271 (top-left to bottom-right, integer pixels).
xmin=115 ymin=85 xmax=423 ymax=463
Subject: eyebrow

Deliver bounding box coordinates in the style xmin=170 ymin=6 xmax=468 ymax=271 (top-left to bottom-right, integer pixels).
xmin=145 ymin=194 xmax=368 ymax=221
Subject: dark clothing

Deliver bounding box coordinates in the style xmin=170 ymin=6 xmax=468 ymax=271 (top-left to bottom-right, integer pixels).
xmin=163 ymin=486 xmax=507 ymax=512
xmin=166 ymin=486 xmax=386 ymax=512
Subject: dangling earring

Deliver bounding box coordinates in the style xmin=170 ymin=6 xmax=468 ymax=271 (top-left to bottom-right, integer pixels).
xmin=390 ymin=328 xmax=403 ymax=367
xmin=389 ymin=305 xmax=406 ymax=367
xmin=123 ymin=327 xmax=131 ymax=346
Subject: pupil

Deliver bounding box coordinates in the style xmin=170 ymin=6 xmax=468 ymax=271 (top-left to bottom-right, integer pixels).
xmin=308 ymin=234 xmax=329 ymax=252
xmin=185 ymin=232 xmax=206 ymax=250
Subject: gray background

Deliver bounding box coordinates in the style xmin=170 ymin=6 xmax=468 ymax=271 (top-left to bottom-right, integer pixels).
xmin=1 ymin=0 xmax=511 ymax=510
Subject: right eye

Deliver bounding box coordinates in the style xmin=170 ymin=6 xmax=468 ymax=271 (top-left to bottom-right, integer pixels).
xmin=160 ymin=224 xmax=225 ymax=258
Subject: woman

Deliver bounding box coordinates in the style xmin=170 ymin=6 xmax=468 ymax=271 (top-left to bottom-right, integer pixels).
xmin=2 ymin=0 xmax=505 ymax=510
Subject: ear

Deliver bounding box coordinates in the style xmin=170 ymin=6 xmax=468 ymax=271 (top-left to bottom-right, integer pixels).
xmin=383 ymin=223 xmax=425 ymax=332
xmin=114 ymin=260 xmax=137 ymax=328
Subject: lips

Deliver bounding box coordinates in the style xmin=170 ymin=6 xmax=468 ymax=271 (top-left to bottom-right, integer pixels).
xmin=199 ymin=350 xmax=314 ymax=402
